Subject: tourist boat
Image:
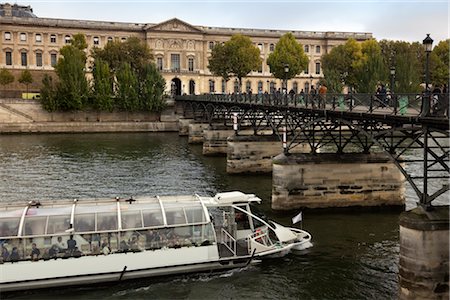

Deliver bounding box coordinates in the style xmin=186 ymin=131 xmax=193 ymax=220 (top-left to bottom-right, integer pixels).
xmin=0 ymin=191 xmax=312 ymax=292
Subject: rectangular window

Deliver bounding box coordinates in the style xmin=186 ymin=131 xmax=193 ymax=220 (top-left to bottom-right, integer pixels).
xmin=209 ymin=80 xmax=215 ymax=93
xmin=315 ymin=62 xmax=321 ymax=74
xmin=93 ymin=36 xmax=99 ymax=46
xmin=258 ymin=43 xmax=263 ymax=52
xmin=188 ymin=58 xmax=194 ymax=71
xmin=171 ymin=54 xmax=180 ymax=71
xmin=50 ymin=53 xmax=57 ymax=67
xmin=36 ymin=52 xmax=42 ymax=67
xmin=20 ymin=33 xmax=27 ymax=41
xmin=316 ymin=45 xmax=321 ymax=54
xmin=157 ymin=57 xmax=163 ymax=71
xmin=304 ymin=45 xmax=309 ymax=53
xmin=304 ymin=65 xmax=309 ymax=74
xmin=4 ymin=32 xmax=11 ymax=41
xmin=35 ymin=34 xmax=42 ymax=43
xmin=50 ymin=34 xmax=56 ymax=43
xmin=269 ymin=43 xmax=275 ymax=52
xmin=21 ymin=52 xmax=27 ymax=66
xmin=5 ymin=51 xmax=12 ymax=65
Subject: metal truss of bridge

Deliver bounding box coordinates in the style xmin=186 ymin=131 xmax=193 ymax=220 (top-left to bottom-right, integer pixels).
xmin=176 ymin=92 xmax=450 ymax=209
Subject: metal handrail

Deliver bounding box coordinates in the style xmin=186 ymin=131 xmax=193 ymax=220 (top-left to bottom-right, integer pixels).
xmin=221 ymin=228 xmax=236 ymax=256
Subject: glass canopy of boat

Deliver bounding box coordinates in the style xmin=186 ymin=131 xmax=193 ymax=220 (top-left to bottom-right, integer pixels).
xmin=0 ymin=195 xmax=211 ymax=238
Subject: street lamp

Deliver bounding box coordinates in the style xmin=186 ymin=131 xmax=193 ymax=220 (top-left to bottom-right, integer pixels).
xmin=421 ymin=33 xmax=433 ymax=116
xmin=284 ymin=64 xmax=289 ymax=105
xmin=390 ymin=66 xmax=395 ymax=94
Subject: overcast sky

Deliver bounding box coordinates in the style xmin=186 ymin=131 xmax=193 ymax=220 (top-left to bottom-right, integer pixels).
xmin=23 ymin=0 xmax=449 ymax=43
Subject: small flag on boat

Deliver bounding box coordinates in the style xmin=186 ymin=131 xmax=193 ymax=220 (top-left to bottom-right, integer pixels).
xmin=292 ymin=211 xmax=303 ymax=224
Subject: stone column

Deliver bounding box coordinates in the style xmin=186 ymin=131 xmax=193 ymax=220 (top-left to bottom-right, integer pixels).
xmin=272 ymin=153 xmax=405 ymax=210
xmin=188 ymin=122 xmax=209 ymax=144
xmin=203 ymin=125 xmax=235 ymax=156
xmin=227 ymin=135 xmax=310 ymax=174
xmin=398 ymin=206 xmax=449 ymax=299
xmin=178 ymin=118 xmax=194 ymax=136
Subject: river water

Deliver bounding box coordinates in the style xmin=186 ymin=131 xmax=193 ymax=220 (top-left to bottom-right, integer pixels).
xmin=0 ymin=132 xmax=439 ymax=299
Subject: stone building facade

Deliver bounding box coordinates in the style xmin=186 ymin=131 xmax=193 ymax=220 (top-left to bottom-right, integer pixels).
xmin=0 ymin=3 xmax=372 ymax=96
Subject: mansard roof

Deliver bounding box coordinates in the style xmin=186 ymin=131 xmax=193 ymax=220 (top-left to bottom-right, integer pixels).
xmin=144 ymin=18 xmax=204 ymax=33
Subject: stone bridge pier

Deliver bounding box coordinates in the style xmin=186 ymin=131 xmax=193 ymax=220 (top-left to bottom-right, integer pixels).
xmin=271 ymin=153 xmax=405 ymax=210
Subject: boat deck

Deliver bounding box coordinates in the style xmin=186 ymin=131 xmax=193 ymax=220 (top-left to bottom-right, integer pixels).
xmin=218 ymin=242 xmax=249 ymax=258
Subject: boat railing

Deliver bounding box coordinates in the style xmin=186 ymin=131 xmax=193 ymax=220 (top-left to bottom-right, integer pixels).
xmin=221 ymin=228 xmax=236 ymax=256
xmin=247 ymin=229 xmax=276 ymax=254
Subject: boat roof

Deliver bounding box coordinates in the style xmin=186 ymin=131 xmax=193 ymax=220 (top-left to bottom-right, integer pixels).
xmin=0 ymin=191 xmax=261 ymax=238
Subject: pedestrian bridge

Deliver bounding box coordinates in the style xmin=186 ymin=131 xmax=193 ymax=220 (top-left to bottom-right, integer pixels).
xmin=175 ymin=92 xmax=449 ymax=208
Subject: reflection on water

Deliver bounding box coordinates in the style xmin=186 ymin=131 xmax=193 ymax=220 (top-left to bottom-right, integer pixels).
xmin=0 ymin=133 xmax=414 ymax=299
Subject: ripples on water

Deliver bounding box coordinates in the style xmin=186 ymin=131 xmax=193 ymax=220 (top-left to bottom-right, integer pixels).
xmin=0 ymin=133 xmax=421 ymax=299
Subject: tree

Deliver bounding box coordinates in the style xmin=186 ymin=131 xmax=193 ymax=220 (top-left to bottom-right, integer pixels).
xmin=116 ymin=63 xmax=139 ymax=111
xmin=353 ymin=39 xmax=387 ymax=93
xmin=266 ymin=33 xmax=309 ymax=82
xmin=321 ymin=39 xmax=362 ymax=92
xmin=92 ymin=58 xmax=113 ymax=111
xmin=430 ymin=39 xmax=449 ymax=87
xmin=208 ymin=43 xmax=232 ymax=82
xmin=55 ymin=33 xmax=89 ymax=110
xmin=92 ymin=37 xmax=153 ymax=75
xmin=139 ymin=63 xmax=166 ymax=112
xmin=18 ymin=69 xmax=33 ymax=96
xmin=0 ymin=68 xmax=14 ymax=92
xmin=40 ymin=74 xmax=57 ymax=111
xmin=208 ymin=34 xmax=261 ymax=92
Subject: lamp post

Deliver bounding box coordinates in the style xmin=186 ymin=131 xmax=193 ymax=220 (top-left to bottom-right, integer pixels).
xmin=390 ymin=66 xmax=396 ymax=111
xmin=421 ymin=33 xmax=433 ymax=117
xmin=284 ymin=63 xmax=289 ymax=105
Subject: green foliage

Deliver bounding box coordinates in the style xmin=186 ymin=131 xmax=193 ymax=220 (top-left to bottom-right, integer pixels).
xmin=92 ymin=37 xmax=153 ymax=75
xmin=208 ymin=34 xmax=261 ymax=91
xmin=353 ymin=39 xmax=387 ymax=93
xmin=139 ymin=63 xmax=166 ymax=112
xmin=55 ymin=38 xmax=89 ymax=110
xmin=430 ymin=40 xmax=449 ymax=86
xmin=92 ymin=58 xmax=113 ymax=111
xmin=0 ymin=68 xmax=14 ymax=89
xmin=266 ymin=33 xmax=309 ymax=80
xmin=18 ymin=69 xmax=33 ymax=95
xmin=208 ymin=43 xmax=232 ymax=82
xmin=321 ymin=39 xmax=362 ymax=92
xmin=116 ymin=63 xmax=139 ymax=111
xmin=40 ymin=74 xmax=57 ymax=111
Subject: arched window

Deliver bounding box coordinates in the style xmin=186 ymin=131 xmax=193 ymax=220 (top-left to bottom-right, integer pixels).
xmin=257 ymin=81 xmax=263 ymax=92
xmin=65 ymin=35 xmax=71 ymax=44
xmin=315 ymin=62 xmax=321 ymax=75
xmin=189 ymin=80 xmax=195 ymax=95
xmin=269 ymin=43 xmax=275 ymax=51
xmin=257 ymin=43 xmax=263 ymax=52
xmin=93 ymin=36 xmax=100 ymax=46
xmin=209 ymin=79 xmax=215 ymax=93
xmin=221 ymin=80 xmax=226 ymax=93
xmin=293 ymin=82 xmax=298 ymax=94
xmin=233 ymin=80 xmax=239 ymax=93
xmin=208 ymin=41 xmax=214 ymax=50
xmin=316 ymin=45 xmax=321 ymax=53
xmin=245 ymin=81 xmax=252 ymax=93
xmin=304 ymin=82 xmax=310 ymax=94
xmin=188 ymin=57 xmax=194 ymax=71
xmin=107 ymin=37 xmax=113 ymax=43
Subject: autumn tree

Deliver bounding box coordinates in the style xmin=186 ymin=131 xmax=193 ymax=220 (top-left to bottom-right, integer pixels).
xmin=266 ymin=33 xmax=309 ymax=85
xmin=208 ymin=34 xmax=261 ymax=92
xmin=0 ymin=68 xmax=14 ymax=92
xmin=18 ymin=69 xmax=33 ymax=96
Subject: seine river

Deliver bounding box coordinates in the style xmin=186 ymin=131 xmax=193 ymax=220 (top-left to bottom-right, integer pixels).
xmin=0 ymin=132 xmax=439 ymax=299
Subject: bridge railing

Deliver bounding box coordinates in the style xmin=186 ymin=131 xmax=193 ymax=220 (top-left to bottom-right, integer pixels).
xmin=176 ymin=93 xmax=449 ymax=118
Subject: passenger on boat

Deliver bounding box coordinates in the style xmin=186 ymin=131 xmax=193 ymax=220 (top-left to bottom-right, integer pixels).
xmin=10 ymin=247 xmax=20 ymax=262
xmin=1 ymin=244 xmax=9 ymax=262
xmin=54 ymin=236 xmax=66 ymax=251
xmin=48 ymin=245 xmax=59 ymax=258
xmin=120 ymin=239 xmax=129 ymax=251
xmin=101 ymin=241 xmax=110 ymax=255
xmin=31 ymin=243 xmax=40 ymax=261
xmin=67 ymin=235 xmax=77 ymax=255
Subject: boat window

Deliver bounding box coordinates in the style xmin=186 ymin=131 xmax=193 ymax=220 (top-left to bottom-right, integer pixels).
xmin=185 ymin=207 xmax=204 ymax=223
xmin=74 ymin=213 xmax=95 ymax=232
xmin=97 ymin=213 xmax=117 ymax=231
xmin=234 ymin=208 xmax=251 ymax=230
xmin=23 ymin=216 xmax=47 ymax=236
xmin=46 ymin=215 xmax=71 ymax=234
xmin=121 ymin=211 xmax=142 ymax=229
xmin=0 ymin=217 xmax=20 ymax=237
xmin=165 ymin=208 xmax=186 ymax=225
xmin=142 ymin=210 xmax=164 ymax=227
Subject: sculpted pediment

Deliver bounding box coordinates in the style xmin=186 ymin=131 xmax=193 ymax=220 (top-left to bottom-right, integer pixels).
xmin=145 ymin=18 xmax=203 ymax=33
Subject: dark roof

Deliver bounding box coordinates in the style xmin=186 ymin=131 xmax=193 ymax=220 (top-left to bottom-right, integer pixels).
xmin=0 ymin=3 xmax=37 ymax=18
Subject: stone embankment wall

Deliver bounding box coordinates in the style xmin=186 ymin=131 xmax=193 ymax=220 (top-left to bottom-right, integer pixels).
xmin=0 ymin=99 xmax=178 ymax=133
